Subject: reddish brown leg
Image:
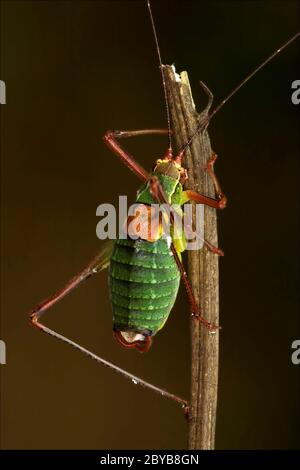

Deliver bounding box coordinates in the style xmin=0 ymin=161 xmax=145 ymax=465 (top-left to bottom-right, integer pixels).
xmin=28 ymin=244 xmax=187 ymax=409
xmin=103 ymin=129 xmax=170 ymax=181
xmin=185 ymin=152 xmax=227 ymax=209
xmin=207 ymin=151 xmax=226 ymax=201
xmin=170 ymin=245 xmax=219 ymax=332
xmin=29 ymin=244 xmax=113 ymax=327
xmin=203 ymin=238 xmax=224 ymax=256
xmin=184 ymin=221 xmax=224 ymax=256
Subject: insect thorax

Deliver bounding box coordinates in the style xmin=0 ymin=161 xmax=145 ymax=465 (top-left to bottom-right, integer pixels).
xmin=136 ymin=172 xmax=183 ymax=206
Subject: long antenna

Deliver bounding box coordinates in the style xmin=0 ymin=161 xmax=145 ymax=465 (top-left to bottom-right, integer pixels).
xmin=147 ymin=0 xmax=173 ymax=155
xmin=178 ymin=31 xmax=300 ymax=159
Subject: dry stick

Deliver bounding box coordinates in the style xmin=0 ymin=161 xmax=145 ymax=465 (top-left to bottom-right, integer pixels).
xmin=164 ymin=65 xmax=219 ymax=450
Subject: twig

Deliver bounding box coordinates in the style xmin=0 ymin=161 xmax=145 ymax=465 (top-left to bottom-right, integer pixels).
xmin=164 ymin=65 xmax=220 ymax=450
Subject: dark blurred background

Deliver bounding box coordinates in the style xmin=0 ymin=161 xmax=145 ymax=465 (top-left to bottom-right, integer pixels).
xmin=0 ymin=0 xmax=299 ymax=449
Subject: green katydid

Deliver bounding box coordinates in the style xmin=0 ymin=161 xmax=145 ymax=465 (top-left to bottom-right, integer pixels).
xmin=29 ymin=1 xmax=300 ymax=410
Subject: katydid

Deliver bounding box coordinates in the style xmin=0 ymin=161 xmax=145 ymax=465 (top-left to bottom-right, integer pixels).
xmin=28 ymin=0 xmax=300 ymax=410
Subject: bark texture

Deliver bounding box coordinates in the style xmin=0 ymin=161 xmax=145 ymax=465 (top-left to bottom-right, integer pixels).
xmin=164 ymin=65 xmax=219 ymax=450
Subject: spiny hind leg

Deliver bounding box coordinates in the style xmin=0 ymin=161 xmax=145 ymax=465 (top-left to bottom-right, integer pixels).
xmin=28 ymin=244 xmax=187 ymax=412
xmin=29 ymin=244 xmax=113 ymax=328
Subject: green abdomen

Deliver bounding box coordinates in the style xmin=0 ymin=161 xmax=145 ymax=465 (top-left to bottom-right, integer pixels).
xmin=109 ymin=237 xmax=180 ymax=336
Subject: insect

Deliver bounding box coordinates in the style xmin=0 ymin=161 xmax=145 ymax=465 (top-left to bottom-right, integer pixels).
xmin=28 ymin=1 xmax=299 ymax=407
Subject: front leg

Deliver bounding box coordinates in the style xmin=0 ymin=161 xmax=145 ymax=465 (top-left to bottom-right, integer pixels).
xmin=103 ymin=129 xmax=169 ymax=181
xmin=182 ymin=152 xmax=227 ymax=209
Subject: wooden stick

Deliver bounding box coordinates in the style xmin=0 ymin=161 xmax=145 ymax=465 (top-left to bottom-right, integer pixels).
xmin=164 ymin=65 xmax=220 ymax=450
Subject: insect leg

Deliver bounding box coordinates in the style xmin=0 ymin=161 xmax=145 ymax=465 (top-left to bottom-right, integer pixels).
xmin=31 ymin=321 xmax=187 ymax=410
xmin=29 ymin=244 xmax=113 ymax=326
xmin=29 ymin=245 xmax=188 ymax=410
xmin=182 ymin=152 xmax=227 ymax=209
xmin=184 ymin=219 xmax=224 ymax=256
xmin=103 ymin=129 xmax=170 ymax=181
xmin=170 ymin=244 xmax=219 ymax=332
xmin=203 ymin=238 xmax=224 ymax=256
xmin=206 ymin=151 xmax=226 ymax=204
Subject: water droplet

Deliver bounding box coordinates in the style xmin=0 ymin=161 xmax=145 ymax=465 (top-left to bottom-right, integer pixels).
xmin=132 ymin=379 xmax=138 ymax=385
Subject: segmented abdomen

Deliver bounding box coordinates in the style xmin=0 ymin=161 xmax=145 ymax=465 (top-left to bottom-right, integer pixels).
xmin=109 ymin=237 xmax=180 ymax=336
